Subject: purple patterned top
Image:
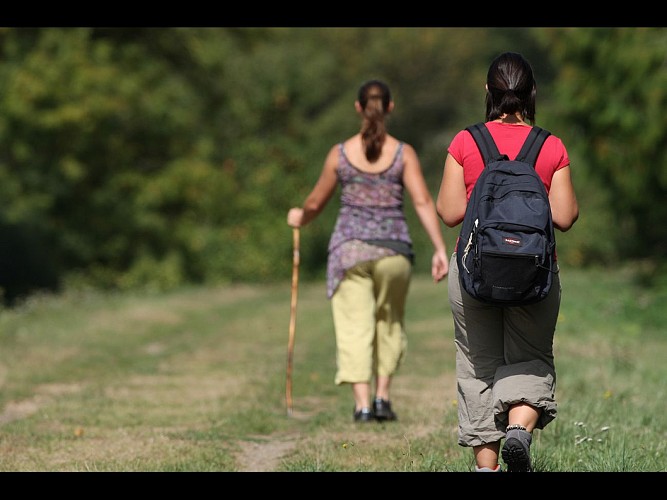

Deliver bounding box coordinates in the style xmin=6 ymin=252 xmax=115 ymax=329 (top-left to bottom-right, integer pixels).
xmin=326 ymin=142 xmax=413 ymax=298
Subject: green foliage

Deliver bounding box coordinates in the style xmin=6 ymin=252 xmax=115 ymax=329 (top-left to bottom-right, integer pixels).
xmin=0 ymin=28 xmax=210 ymax=294
xmin=537 ymin=27 xmax=667 ymax=265
xmin=0 ymin=28 xmax=664 ymax=302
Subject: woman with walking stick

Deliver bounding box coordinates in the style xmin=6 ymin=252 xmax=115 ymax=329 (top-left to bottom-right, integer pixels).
xmin=287 ymin=80 xmax=449 ymax=423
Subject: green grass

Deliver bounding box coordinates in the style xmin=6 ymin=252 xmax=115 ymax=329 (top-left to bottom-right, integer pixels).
xmin=0 ymin=264 xmax=665 ymax=471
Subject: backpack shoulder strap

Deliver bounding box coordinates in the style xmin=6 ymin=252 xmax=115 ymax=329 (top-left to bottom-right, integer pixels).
xmin=516 ymin=126 xmax=552 ymax=167
xmin=465 ymin=122 xmax=503 ymax=166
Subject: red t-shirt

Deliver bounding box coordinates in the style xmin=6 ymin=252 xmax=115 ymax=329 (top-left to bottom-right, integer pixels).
xmin=448 ymin=121 xmax=570 ymax=201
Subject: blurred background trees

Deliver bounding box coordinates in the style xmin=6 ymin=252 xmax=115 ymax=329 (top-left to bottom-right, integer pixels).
xmin=0 ymin=27 xmax=664 ymax=306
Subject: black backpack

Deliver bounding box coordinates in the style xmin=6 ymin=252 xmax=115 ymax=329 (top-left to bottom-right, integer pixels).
xmin=456 ymin=122 xmax=557 ymax=306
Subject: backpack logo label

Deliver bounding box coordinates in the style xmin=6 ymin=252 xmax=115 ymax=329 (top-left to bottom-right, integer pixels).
xmin=503 ymin=236 xmax=521 ymax=246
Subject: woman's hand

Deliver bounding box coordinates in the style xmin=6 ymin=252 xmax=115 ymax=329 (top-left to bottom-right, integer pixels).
xmin=287 ymin=207 xmax=304 ymax=228
xmin=431 ymin=249 xmax=449 ymax=283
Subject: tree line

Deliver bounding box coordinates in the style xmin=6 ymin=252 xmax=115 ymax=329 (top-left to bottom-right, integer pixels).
xmin=0 ymin=27 xmax=664 ymax=306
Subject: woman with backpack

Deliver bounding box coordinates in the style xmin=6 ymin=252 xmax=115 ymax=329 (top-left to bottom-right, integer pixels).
xmin=287 ymin=79 xmax=449 ymax=423
xmin=436 ymin=52 xmax=579 ymax=471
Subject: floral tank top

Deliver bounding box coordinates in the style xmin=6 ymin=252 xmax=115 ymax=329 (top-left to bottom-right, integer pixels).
xmin=326 ymin=142 xmax=414 ymax=298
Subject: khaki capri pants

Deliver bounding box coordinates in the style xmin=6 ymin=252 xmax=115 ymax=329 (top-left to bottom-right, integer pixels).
xmin=448 ymin=252 xmax=560 ymax=448
xmin=331 ymin=254 xmax=411 ymax=386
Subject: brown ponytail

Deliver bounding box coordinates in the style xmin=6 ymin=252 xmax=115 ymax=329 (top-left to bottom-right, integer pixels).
xmin=358 ymin=80 xmax=392 ymax=163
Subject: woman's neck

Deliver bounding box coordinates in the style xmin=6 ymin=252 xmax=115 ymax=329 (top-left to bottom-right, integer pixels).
xmin=495 ymin=113 xmax=525 ymax=124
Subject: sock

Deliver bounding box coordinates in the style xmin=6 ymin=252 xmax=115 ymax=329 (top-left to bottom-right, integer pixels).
xmin=475 ymin=464 xmax=501 ymax=472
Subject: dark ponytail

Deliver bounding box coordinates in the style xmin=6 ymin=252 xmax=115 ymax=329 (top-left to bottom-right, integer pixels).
xmin=358 ymin=80 xmax=392 ymax=162
xmin=485 ymin=52 xmax=537 ymax=125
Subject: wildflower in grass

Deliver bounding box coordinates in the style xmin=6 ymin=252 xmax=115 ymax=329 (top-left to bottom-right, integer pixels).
xmin=574 ymin=423 xmax=610 ymax=445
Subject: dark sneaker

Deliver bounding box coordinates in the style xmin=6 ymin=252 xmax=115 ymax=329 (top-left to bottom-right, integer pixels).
xmin=353 ymin=407 xmax=374 ymax=422
xmin=373 ymin=398 xmax=397 ymax=421
xmin=501 ymin=428 xmax=533 ymax=472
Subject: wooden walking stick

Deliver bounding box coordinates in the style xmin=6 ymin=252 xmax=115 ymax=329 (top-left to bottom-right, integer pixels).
xmin=286 ymin=226 xmax=300 ymax=416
